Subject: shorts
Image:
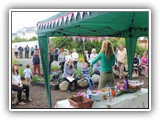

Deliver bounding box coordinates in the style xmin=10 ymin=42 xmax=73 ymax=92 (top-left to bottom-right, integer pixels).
xmin=15 ymin=52 xmax=18 ymax=56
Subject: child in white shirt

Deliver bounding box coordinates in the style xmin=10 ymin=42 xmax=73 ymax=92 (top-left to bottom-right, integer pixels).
xmin=71 ymin=49 xmax=79 ymax=69
xmin=23 ymin=64 xmax=32 ymax=85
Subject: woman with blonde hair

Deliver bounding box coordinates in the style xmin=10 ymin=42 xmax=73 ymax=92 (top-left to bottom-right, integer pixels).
xmin=63 ymin=59 xmax=78 ymax=93
xmin=91 ymin=40 xmax=116 ymax=90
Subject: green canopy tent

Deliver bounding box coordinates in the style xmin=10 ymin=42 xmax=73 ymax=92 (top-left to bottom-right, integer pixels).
xmin=37 ymin=11 xmax=149 ymax=108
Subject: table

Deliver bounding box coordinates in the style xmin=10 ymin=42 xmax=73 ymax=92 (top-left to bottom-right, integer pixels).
xmin=54 ymin=88 xmax=148 ymax=108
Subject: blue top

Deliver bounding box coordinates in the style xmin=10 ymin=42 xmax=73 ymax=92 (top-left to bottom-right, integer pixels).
xmin=63 ymin=64 xmax=74 ymax=78
xmin=82 ymin=67 xmax=90 ymax=78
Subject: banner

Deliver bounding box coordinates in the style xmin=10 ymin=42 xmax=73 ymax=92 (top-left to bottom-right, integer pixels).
xmin=63 ymin=16 xmax=67 ymax=23
xmin=73 ymin=12 xmax=78 ymax=19
xmin=68 ymin=13 xmax=72 ymax=22
xmin=80 ymin=12 xmax=84 ymax=19
xmin=59 ymin=18 xmax=62 ymax=25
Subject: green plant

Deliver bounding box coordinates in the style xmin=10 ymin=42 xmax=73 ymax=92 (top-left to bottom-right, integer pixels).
xmin=49 ymin=74 xmax=53 ymax=81
xmin=78 ymin=57 xmax=84 ymax=63
xmin=12 ymin=59 xmax=19 ymax=64
xmin=12 ymin=37 xmax=29 ymax=43
xmin=19 ymin=67 xmax=24 ymax=77
xmin=51 ymin=65 xmax=61 ymax=71
xmin=51 ymin=65 xmax=56 ymax=71
xmin=74 ymin=69 xmax=82 ymax=78
xmin=89 ymin=67 xmax=94 ymax=76
xmin=32 ymin=75 xmax=40 ymax=82
xmin=135 ymin=45 xmax=148 ymax=56
xmin=29 ymin=36 xmax=37 ymax=41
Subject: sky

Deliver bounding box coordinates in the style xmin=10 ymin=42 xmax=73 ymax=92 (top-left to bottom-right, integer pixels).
xmin=12 ymin=12 xmax=59 ymax=33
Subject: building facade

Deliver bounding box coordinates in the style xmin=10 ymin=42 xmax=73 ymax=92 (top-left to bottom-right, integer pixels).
xmin=13 ymin=26 xmax=37 ymax=40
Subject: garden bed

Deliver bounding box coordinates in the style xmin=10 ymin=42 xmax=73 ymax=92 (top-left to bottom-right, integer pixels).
xmin=31 ymin=81 xmax=59 ymax=90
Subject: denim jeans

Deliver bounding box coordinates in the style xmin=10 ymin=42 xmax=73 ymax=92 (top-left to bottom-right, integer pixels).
xmin=73 ymin=61 xmax=78 ymax=69
xmin=84 ymin=77 xmax=94 ymax=89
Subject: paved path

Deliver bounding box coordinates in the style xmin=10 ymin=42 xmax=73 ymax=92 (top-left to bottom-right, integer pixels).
xmin=17 ymin=57 xmax=83 ymax=70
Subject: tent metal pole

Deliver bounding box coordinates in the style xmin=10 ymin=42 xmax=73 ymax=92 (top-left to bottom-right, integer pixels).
xmin=130 ymin=35 xmax=132 ymax=80
xmin=38 ymin=35 xmax=52 ymax=108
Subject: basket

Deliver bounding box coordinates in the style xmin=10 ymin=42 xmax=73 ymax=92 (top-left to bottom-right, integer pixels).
xmin=129 ymin=85 xmax=141 ymax=90
xmin=68 ymin=96 xmax=94 ymax=108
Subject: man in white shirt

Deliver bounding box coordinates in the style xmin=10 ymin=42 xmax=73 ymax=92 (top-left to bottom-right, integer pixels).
xmin=71 ymin=49 xmax=79 ymax=69
xmin=116 ymin=44 xmax=127 ymax=79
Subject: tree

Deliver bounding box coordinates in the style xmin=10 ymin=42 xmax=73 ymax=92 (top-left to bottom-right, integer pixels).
xmin=49 ymin=37 xmax=147 ymax=56
xmin=29 ymin=36 xmax=37 ymax=41
xmin=12 ymin=37 xmax=28 ymax=43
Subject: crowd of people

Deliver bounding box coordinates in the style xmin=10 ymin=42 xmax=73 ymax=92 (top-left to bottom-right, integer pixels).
xmin=12 ymin=39 xmax=148 ymax=105
xmin=14 ymin=45 xmax=38 ymax=59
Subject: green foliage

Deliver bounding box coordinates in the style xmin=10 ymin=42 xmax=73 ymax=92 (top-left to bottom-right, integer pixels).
xmin=78 ymin=53 xmax=84 ymax=63
xmin=135 ymin=45 xmax=147 ymax=56
xmin=117 ymin=38 xmax=126 ymax=47
xmin=12 ymin=59 xmax=19 ymax=64
xmin=51 ymin=65 xmax=61 ymax=71
xmin=49 ymin=74 xmax=53 ymax=81
xmin=89 ymin=67 xmax=94 ymax=76
xmin=49 ymin=37 xmax=147 ymax=59
xmin=12 ymin=37 xmax=29 ymax=43
xmin=49 ymin=37 xmax=102 ymax=54
xmin=74 ymin=69 xmax=82 ymax=78
xmin=32 ymin=75 xmax=40 ymax=82
xmin=19 ymin=67 xmax=24 ymax=77
xmin=85 ymin=40 xmax=102 ymax=54
xmin=12 ymin=37 xmax=37 ymax=43
xmin=108 ymin=37 xmax=126 ymax=50
xmin=78 ymin=53 xmax=84 ymax=58
xmin=29 ymin=36 xmax=38 ymax=41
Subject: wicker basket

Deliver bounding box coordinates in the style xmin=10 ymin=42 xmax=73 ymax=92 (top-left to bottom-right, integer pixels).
xmin=68 ymin=96 xmax=94 ymax=108
xmin=129 ymin=85 xmax=141 ymax=90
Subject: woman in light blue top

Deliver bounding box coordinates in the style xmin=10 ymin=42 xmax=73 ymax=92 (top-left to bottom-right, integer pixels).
xmin=63 ymin=59 xmax=78 ymax=93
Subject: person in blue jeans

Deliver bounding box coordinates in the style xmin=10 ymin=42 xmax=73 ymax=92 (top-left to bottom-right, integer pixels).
xmin=82 ymin=62 xmax=94 ymax=89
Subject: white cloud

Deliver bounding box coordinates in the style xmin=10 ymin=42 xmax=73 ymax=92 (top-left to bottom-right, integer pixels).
xmin=12 ymin=12 xmax=59 ymax=33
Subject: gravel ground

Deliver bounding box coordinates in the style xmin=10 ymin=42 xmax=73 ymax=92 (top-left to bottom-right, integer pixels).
xmin=11 ymin=57 xmax=149 ymax=109
xmin=12 ymin=75 xmax=148 ymax=109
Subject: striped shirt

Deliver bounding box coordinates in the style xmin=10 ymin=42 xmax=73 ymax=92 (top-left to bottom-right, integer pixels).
xmin=82 ymin=67 xmax=90 ymax=78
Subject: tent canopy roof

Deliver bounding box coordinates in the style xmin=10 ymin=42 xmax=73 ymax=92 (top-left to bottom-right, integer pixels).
xmin=37 ymin=11 xmax=149 ymax=108
xmin=37 ymin=11 xmax=149 ymax=38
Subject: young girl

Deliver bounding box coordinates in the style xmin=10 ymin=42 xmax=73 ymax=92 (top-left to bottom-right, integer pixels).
xmin=71 ymin=49 xmax=79 ymax=69
xmin=23 ymin=64 xmax=32 ymax=85
xmin=12 ymin=64 xmax=32 ymax=106
xmin=82 ymin=62 xmax=94 ymax=89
